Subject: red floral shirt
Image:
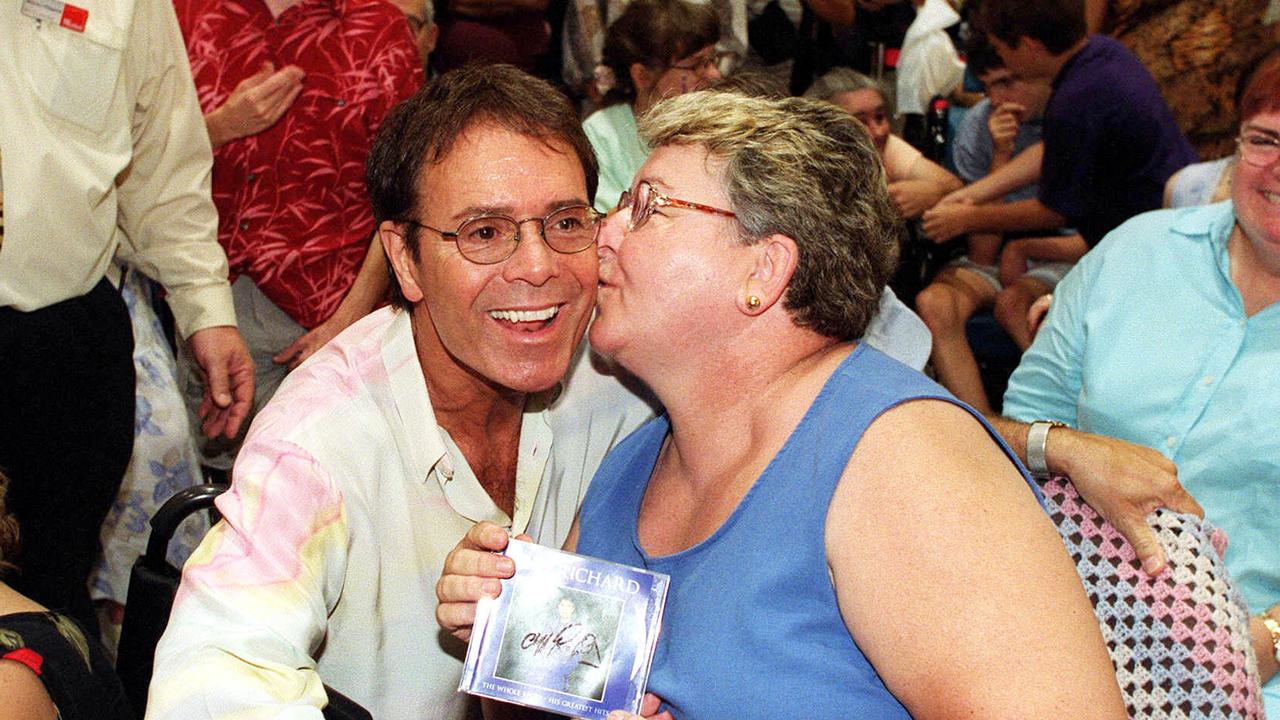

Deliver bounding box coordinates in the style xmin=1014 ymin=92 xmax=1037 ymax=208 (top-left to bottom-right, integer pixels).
xmin=175 ymin=0 xmax=422 ymax=328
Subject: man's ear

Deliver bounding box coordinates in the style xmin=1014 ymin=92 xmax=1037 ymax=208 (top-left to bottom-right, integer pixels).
xmin=380 ymin=220 xmax=425 ymax=303
xmin=423 ymin=22 xmax=439 ymax=59
xmin=738 ymin=233 xmax=798 ymax=316
xmin=1017 ymin=35 xmax=1048 ymax=56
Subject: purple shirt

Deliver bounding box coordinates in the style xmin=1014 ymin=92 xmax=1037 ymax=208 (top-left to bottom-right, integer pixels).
xmin=1039 ymin=35 xmax=1197 ymax=247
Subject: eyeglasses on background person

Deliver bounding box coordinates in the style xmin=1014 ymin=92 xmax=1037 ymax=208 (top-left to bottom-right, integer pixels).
xmin=1238 ymin=130 xmax=1280 ymax=167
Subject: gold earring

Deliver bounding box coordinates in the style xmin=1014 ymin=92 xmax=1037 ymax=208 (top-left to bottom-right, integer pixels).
xmin=746 ymin=295 xmax=762 ymax=310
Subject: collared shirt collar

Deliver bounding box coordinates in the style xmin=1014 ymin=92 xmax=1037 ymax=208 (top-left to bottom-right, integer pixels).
xmin=1169 ymin=200 xmax=1238 ymax=296
xmin=379 ymin=309 xmax=554 ymax=534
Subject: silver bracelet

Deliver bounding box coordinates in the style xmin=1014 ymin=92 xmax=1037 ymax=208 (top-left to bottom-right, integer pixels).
xmin=1026 ymin=421 xmax=1065 ymax=478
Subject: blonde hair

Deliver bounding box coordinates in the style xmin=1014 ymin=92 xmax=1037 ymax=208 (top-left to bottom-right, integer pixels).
xmin=639 ymin=91 xmax=902 ymax=339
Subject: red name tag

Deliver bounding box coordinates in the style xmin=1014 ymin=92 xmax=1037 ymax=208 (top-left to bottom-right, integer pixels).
xmin=59 ymin=3 xmax=87 ymax=32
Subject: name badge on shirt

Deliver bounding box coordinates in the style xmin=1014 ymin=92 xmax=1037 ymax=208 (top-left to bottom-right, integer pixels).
xmin=20 ymin=0 xmax=88 ymax=32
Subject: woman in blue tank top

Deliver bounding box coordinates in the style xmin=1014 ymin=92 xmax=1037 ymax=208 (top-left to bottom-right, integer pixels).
xmin=441 ymin=91 xmax=1127 ymax=719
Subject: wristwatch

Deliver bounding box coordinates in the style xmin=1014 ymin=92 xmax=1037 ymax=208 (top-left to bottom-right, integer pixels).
xmin=1025 ymin=420 xmax=1067 ymax=479
xmin=1262 ymin=614 xmax=1280 ymax=663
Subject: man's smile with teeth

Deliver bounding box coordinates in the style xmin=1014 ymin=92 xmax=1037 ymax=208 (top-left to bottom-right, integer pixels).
xmin=489 ymin=306 xmax=561 ymax=323
xmin=1263 ymin=190 xmax=1280 ymax=204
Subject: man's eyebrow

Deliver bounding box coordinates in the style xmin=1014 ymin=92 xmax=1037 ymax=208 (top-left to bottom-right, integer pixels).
xmin=447 ymin=197 xmax=590 ymax=222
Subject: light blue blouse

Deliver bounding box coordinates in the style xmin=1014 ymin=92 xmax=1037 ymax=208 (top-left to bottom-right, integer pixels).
xmin=1004 ymin=201 xmax=1280 ymax=713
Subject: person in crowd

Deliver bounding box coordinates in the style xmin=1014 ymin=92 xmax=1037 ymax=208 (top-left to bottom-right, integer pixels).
xmin=1165 ymin=154 xmax=1236 ymax=209
xmin=147 ymin=65 xmax=655 ymax=720
xmin=914 ymin=34 xmax=1079 ymax=412
xmin=437 ymin=90 xmax=1129 ymax=718
xmin=90 ymin=267 xmax=213 ymax=652
xmin=172 ymin=0 xmax=423 ymax=471
xmin=922 ymin=0 xmax=1197 ymax=251
xmin=563 ymin=0 xmax=749 ymax=106
xmin=998 ymin=48 xmax=1280 ymax=714
xmin=0 ymin=0 xmax=252 ymax=635
xmin=1160 ymin=48 xmax=1278 ymax=210
xmin=0 ymin=472 xmax=132 ymax=720
xmin=584 ymin=0 xmax=726 ymax=213
xmin=805 ymin=68 xmax=961 ymax=219
xmin=388 ymin=0 xmax=440 ymax=71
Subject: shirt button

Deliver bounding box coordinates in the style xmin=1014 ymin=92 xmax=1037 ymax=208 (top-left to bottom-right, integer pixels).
xmin=246 ymin=172 xmax=257 ymax=182
xmin=336 ymin=98 xmax=346 ymax=107
xmin=239 ymin=220 xmax=249 ymax=231
xmin=1165 ymin=436 xmax=1177 ymax=449
xmin=1202 ymin=376 xmax=1214 ymax=386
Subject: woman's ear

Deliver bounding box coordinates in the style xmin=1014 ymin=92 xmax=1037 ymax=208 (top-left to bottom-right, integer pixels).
xmin=739 ymin=233 xmax=799 ymax=316
xmin=379 ymin=220 xmax=425 ymax=304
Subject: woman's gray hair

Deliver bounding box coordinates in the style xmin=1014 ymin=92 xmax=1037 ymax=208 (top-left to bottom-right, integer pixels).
xmin=638 ymin=91 xmax=902 ymax=340
xmin=804 ymin=67 xmax=895 ymax=114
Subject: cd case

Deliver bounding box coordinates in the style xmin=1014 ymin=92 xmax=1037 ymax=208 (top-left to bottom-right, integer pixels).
xmin=459 ymin=539 xmax=669 ymax=718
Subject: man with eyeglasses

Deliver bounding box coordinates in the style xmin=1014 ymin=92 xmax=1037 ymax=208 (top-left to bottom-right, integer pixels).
xmin=149 ymin=65 xmax=654 ymax=720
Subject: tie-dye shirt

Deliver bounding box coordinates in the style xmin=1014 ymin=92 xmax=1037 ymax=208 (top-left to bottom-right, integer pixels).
xmin=148 ymin=307 xmax=654 ymax=720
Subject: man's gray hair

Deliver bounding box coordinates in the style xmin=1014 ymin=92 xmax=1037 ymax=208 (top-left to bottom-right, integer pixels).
xmin=638 ymin=91 xmax=901 ymax=340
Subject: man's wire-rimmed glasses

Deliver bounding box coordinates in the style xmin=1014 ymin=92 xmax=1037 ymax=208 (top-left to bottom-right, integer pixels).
xmin=617 ymin=181 xmax=736 ymax=233
xmin=1238 ymin=130 xmax=1280 ymax=168
xmin=405 ymin=205 xmax=604 ymax=265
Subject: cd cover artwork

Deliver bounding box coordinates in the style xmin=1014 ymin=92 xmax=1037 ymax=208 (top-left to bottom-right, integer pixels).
xmin=459 ymin=539 xmax=669 ymax=718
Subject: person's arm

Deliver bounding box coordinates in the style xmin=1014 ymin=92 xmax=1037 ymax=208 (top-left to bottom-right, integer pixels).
xmin=986 ymin=416 xmax=1202 ymax=575
xmin=204 ymin=62 xmax=305 ymax=150
xmin=886 ymin=155 xmax=963 ymax=219
xmin=114 ymin=0 xmax=253 ymax=438
xmin=1249 ymin=609 xmax=1280 ymax=686
xmin=273 ymin=235 xmax=390 ymax=369
xmin=921 ymin=196 xmax=1065 ymax=243
xmin=996 ymin=262 xmax=1202 ymax=574
xmin=997 ymin=233 xmax=1087 ymax=286
xmin=937 ymin=141 xmax=1044 ymax=206
xmin=826 ymin=400 xmax=1128 ymax=718
xmin=147 ymin=439 xmax=349 ymax=718
xmin=0 ymin=662 xmax=57 ymax=720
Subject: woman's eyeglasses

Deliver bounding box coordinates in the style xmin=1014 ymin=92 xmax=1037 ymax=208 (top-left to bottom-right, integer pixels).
xmin=617 ymin=181 xmax=736 ymax=233
xmin=1238 ymin=130 xmax=1280 ymax=167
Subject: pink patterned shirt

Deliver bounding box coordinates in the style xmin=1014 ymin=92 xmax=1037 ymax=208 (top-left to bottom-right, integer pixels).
xmin=175 ymin=0 xmax=422 ymax=328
